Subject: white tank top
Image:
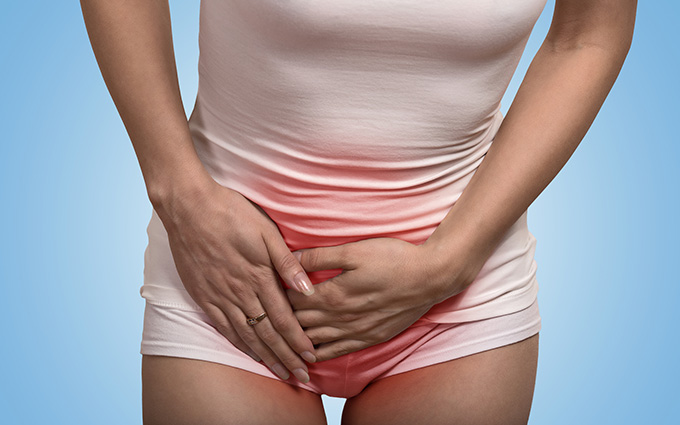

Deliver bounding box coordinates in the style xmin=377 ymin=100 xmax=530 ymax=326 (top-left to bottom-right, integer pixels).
xmin=140 ymin=0 xmax=548 ymax=323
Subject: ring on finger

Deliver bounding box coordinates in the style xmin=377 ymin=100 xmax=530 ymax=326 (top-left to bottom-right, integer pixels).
xmin=246 ymin=312 xmax=268 ymax=326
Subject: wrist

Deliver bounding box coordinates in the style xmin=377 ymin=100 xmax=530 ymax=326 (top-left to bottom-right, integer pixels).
xmin=147 ymin=163 xmax=216 ymax=219
xmin=418 ymin=237 xmax=487 ymax=304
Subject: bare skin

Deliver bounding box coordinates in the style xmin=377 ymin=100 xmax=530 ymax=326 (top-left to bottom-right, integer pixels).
xmin=80 ymin=0 xmax=319 ymax=383
xmin=81 ymin=0 xmax=635 ymax=423
xmin=141 ymin=356 xmax=327 ymax=425
xmin=141 ymin=334 xmax=538 ymax=425
xmin=341 ymin=334 xmax=540 ymax=425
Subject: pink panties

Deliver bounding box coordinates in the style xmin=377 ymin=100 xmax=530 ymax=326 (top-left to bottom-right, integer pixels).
xmin=140 ymin=298 xmax=540 ymax=398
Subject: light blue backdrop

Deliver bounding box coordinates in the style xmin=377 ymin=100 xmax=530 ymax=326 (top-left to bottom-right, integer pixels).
xmin=1 ymin=1 xmax=677 ymax=424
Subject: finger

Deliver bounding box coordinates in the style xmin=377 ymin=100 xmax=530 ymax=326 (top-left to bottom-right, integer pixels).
xmin=264 ymin=232 xmax=315 ymax=296
xmin=257 ymin=278 xmax=319 ymax=362
xmin=303 ymin=326 xmax=345 ymax=346
xmin=293 ymin=306 xmax=362 ymax=328
xmin=294 ymin=244 xmax=354 ymax=273
xmin=286 ymin=273 xmax=347 ymax=311
xmin=201 ymin=302 xmax=261 ymax=361
xmin=226 ymin=303 xmax=312 ymax=383
xmin=313 ymin=339 xmax=368 ymax=362
xmin=243 ymin=308 xmax=315 ymax=383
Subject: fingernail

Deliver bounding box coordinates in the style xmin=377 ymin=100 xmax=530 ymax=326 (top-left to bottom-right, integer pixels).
xmin=246 ymin=350 xmax=261 ymax=362
xmin=301 ymin=351 xmax=317 ymax=363
xmin=293 ymin=368 xmax=310 ymax=384
xmin=294 ymin=271 xmax=315 ymax=296
xmin=292 ymin=251 xmax=302 ymax=262
xmin=271 ymin=363 xmax=290 ymax=380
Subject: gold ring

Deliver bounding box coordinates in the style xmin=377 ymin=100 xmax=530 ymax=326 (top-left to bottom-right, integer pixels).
xmin=246 ymin=312 xmax=268 ymax=326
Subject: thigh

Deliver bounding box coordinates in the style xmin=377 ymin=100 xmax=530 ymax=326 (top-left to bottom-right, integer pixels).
xmin=142 ymin=355 xmax=328 ymax=425
xmin=341 ymin=333 xmax=539 ymax=425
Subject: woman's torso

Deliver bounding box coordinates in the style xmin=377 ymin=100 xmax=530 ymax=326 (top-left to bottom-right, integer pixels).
xmin=141 ymin=0 xmax=547 ymax=323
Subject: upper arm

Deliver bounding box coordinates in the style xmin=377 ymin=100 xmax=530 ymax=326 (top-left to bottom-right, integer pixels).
xmin=546 ymin=0 xmax=637 ymax=52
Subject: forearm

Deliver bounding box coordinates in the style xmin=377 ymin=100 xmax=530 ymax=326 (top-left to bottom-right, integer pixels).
xmin=423 ymin=20 xmax=634 ymax=300
xmin=80 ymin=0 xmax=211 ymax=206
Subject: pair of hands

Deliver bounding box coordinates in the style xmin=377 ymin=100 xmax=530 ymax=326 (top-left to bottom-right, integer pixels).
xmin=155 ymin=180 xmax=471 ymax=383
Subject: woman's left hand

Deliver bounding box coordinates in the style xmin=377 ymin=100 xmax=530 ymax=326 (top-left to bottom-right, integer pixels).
xmin=286 ymin=237 xmax=473 ymax=362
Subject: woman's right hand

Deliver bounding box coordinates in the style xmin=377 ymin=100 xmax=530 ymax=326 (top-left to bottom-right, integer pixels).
xmin=152 ymin=176 xmax=318 ymax=384
xmin=81 ymin=0 xmax=316 ymax=382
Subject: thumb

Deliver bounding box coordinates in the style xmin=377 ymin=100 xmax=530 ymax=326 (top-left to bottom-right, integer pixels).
xmin=265 ymin=235 xmax=315 ymax=296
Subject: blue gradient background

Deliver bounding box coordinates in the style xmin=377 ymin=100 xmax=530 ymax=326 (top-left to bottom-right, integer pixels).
xmin=1 ymin=1 xmax=677 ymax=424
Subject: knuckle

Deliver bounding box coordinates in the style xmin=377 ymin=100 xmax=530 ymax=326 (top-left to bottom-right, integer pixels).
xmin=351 ymin=319 xmax=377 ymax=339
xmin=249 ymin=266 xmax=276 ymax=288
xmin=336 ymin=245 xmax=353 ymax=266
xmin=268 ymin=311 xmax=294 ymax=333
xmin=324 ymin=291 xmax=343 ymax=309
xmin=369 ymin=327 xmax=391 ymax=344
xmin=306 ymin=328 xmax=327 ymax=345
xmin=304 ymin=248 xmax=321 ymax=270
xmin=257 ymin=325 xmax=279 ymax=344
xmin=278 ymin=352 xmax=303 ymax=368
xmin=305 ymin=329 xmax=319 ymax=345
xmin=275 ymin=252 xmax=301 ymax=276
xmin=337 ymin=311 xmax=359 ymax=323
xmin=229 ymin=281 xmax=252 ymax=300
xmin=334 ymin=346 xmax=350 ymax=358
xmin=336 ymin=247 xmax=348 ymax=265
xmin=240 ymin=330 xmax=260 ymax=345
xmin=210 ymin=317 xmax=233 ymax=334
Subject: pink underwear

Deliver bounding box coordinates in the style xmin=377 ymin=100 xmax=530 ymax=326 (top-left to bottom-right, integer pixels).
xmin=140 ymin=298 xmax=540 ymax=398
